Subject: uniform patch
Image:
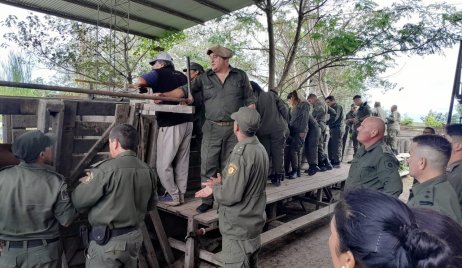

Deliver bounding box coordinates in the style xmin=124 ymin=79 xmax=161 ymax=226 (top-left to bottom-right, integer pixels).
xmin=82 ymin=171 xmax=95 ymax=184
xmin=60 ymin=184 xmax=70 ymax=201
xmin=385 ymin=161 xmax=395 ymax=169
xmin=227 ymin=163 xmax=238 ymax=176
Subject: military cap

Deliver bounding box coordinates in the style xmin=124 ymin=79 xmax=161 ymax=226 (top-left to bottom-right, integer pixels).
xmin=149 ymin=52 xmax=173 ymax=65
xmin=12 ymin=130 xmax=56 ymax=162
xmin=231 ymin=107 xmax=261 ymax=133
xmin=182 ymin=62 xmax=205 ymax=73
xmin=207 ymin=45 xmax=233 ymax=58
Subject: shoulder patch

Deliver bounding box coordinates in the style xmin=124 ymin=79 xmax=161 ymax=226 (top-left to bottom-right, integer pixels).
xmin=227 ymin=163 xmax=238 ymax=176
xmin=81 ymin=171 xmax=95 ymax=184
xmin=384 ymin=160 xmax=396 ymax=170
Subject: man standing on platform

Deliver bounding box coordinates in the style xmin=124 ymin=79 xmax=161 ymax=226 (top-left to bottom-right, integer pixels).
xmin=158 ymin=45 xmax=256 ymax=213
xmin=386 ymin=104 xmax=401 ymax=154
xmin=0 ymin=130 xmax=77 ymax=268
xmin=138 ymin=52 xmax=190 ymax=206
xmin=345 ymin=117 xmax=403 ymax=197
xmin=196 ymin=107 xmax=268 ymax=267
xmin=444 ymin=124 xmax=462 ymax=217
xmin=72 ymin=124 xmax=157 ymax=267
xmin=351 ymin=95 xmax=371 ymax=155
xmin=325 ymin=96 xmax=344 ymax=168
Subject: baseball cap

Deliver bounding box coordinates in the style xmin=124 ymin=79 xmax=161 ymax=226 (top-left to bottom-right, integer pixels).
xmin=12 ymin=130 xmax=56 ymax=163
xmin=231 ymin=107 xmax=261 ymax=133
xmin=207 ymin=45 xmax=233 ymax=58
xmin=149 ymin=52 xmax=173 ymax=65
xmin=182 ymin=62 xmax=205 ymax=73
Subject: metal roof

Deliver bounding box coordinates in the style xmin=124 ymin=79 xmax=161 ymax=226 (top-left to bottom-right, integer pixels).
xmin=0 ymin=0 xmax=257 ymax=39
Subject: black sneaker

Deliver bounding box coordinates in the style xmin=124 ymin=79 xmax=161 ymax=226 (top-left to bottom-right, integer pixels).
xmin=271 ymin=174 xmax=283 ymax=186
xmin=307 ymin=165 xmax=321 ymax=176
xmin=287 ymin=171 xmax=297 ymax=180
xmin=196 ymin=203 xmax=213 ymax=213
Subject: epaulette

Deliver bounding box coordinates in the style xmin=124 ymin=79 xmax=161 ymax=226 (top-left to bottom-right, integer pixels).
xmin=233 ymin=144 xmax=246 ymax=156
xmin=90 ymin=159 xmax=110 ymax=168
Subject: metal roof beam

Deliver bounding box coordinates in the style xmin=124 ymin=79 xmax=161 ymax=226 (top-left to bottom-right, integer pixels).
xmin=192 ymin=0 xmax=230 ymax=14
xmin=62 ymin=0 xmax=179 ymax=31
xmin=129 ymin=0 xmax=205 ymax=24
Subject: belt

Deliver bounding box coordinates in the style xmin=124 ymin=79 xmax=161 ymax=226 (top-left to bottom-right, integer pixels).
xmin=209 ymin=120 xmax=234 ymax=126
xmin=110 ymin=226 xmax=138 ymax=237
xmin=7 ymin=238 xmax=59 ymax=248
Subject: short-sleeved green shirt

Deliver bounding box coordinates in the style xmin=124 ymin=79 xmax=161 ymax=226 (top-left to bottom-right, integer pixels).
xmin=345 ymin=140 xmax=403 ymax=197
xmin=0 ymin=162 xmax=77 ymax=240
xmin=72 ymin=151 xmax=157 ymax=228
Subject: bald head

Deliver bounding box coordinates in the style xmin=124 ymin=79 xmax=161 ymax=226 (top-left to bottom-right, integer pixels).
xmin=357 ymin=117 xmax=386 ymax=148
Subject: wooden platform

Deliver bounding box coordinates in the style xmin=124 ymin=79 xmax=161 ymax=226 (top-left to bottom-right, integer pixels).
xmin=157 ymin=164 xmax=351 ymax=267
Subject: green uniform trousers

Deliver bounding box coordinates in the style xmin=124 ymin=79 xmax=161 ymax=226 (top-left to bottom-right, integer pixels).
xmin=201 ymin=120 xmax=237 ymax=205
xmin=85 ymin=229 xmax=143 ymax=268
xmin=305 ymin=124 xmax=321 ymax=166
xmin=387 ymin=129 xmax=399 ymax=154
xmin=352 ymin=130 xmax=359 ymax=155
xmin=0 ymin=240 xmax=62 ymax=268
xmin=328 ymin=126 xmax=344 ymax=164
xmin=221 ymin=237 xmax=260 ymax=268
xmin=318 ymin=123 xmax=329 ymax=164
xmin=284 ymin=134 xmax=304 ymax=172
xmin=259 ymin=133 xmax=286 ymax=175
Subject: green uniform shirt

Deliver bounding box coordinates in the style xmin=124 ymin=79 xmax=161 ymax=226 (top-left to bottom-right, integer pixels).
xmin=72 ymin=151 xmax=157 ymax=228
xmin=256 ymin=90 xmax=289 ymax=136
xmin=327 ymin=103 xmax=344 ymax=129
xmin=386 ymin=111 xmax=401 ymax=131
xmin=0 ymin=162 xmax=77 ymax=240
xmin=345 ymin=140 xmax=403 ymax=197
xmin=408 ymin=174 xmax=462 ymax=224
xmin=289 ymin=101 xmax=310 ymax=133
xmin=446 ymin=160 xmax=462 ymax=217
xmin=312 ymin=99 xmax=328 ymax=123
xmin=213 ymin=136 xmax=269 ymax=240
xmin=345 ymin=111 xmax=355 ymax=127
xmin=354 ymin=102 xmax=372 ymax=130
xmin=185 ymin=66 xmax=256 ymax=122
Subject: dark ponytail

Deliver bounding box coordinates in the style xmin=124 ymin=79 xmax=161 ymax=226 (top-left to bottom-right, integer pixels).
xmin=334 ymin=189 xmax=456 ymax=268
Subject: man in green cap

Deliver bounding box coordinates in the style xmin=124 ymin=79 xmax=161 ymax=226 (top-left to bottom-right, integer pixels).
xmin=157 ymin=45 xmax=256 ymax=213
xmin=345 ymin=117 xmax=403 ymax=197
xmin=407 ymin=134 xmax=462 ymax=224
xmin=196 ymin=107 xmax=268 ymax=267
xmin=71 ymin=124 xmax=157 ymax=267
xmin=0 ymin=130 xmax=77 ymax=267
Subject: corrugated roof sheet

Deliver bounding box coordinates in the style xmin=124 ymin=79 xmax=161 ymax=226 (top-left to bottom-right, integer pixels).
xmin=0 ymin=0 xmax=257 ymax=39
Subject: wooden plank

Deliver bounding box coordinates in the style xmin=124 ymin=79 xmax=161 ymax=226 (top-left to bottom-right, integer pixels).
xmin=73 ymin=139 xmax=109 ymax=154
xmin=69 ymin=104 xmax=129 ymax=182
xmin=76 ymin=115 xmax=116 ymax=122
xmin=0 ymin=97 xmax=38 ymax=115
xmin=10 ymin=115 xmax=37 ymax=128
xmin=260 ymin=204 xmax=335 ymax=246
xmin=169 ymin=238 xmax=222 ymax=267
xmin=76 ymin=101 xmax=121 ymax=116
xmin=141 ymin=103 xmax=195 ymax=115
xmin=140 ymin=222 xmax=160 ymax=268
xmin=74 ymin=121 xmax=112 ymax=136
xmin=184 ymin=217 xmax=197 ymax=268
xmin=2 ymin=115 xmax=12 ymax=143
xmin=149 ymin=209 xmax=175 ymax=265
xmin=71 ymin=153 xmax=109 ymax=169
xmin=59 ymin=101 xmax=77 ymax=178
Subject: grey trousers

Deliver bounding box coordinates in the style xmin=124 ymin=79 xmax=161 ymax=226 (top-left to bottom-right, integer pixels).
xmin=328 ymin=126 xmax=344 ymax=164
xmin=201 ymin=120 xmax=237 ymax=205
xmin=156 ymin=122 xmax=193 ymax=199
xmin=0 ymin=240 xmax=62 ymax=268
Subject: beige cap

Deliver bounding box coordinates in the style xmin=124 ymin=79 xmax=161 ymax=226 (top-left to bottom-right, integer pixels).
xmin=207 ymin=45 xmax=233 ymax=58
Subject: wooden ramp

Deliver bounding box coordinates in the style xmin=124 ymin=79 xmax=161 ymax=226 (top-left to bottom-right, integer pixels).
xmin=156 ymin=164 xmax=350 ymax=267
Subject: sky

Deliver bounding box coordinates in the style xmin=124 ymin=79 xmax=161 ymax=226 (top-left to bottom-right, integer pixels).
xmin=0 ymin=1 xmax=461 ymax=122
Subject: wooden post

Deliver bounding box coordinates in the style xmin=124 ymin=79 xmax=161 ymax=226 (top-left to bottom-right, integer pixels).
xmin=2 ymin=115 xmax=12 ymax=143
xmin=140 ymin=222 xmax=160 ymax=268
xmin=59 ymin=101 xmax=77 ymax=178
xmin=185 ymin=217 xmax=198 ymax=268
xmin=149 ymin=209 xmax=175 ymax=265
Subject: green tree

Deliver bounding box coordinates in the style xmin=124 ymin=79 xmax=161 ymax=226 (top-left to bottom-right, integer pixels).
xmin=421 ymin=110 xmax=447 ymax=128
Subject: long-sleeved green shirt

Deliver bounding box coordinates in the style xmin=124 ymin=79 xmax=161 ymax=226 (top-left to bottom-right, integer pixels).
xmin=408 ymin=174 xmax=462 ymax=224
xmin=345 ymin=140 xmax=403 ymax=197
xmin=327 ymin=103 xmax=344 ymax=129
xmin=72 ymin=151 xmax=157 ymax=229
xmin=289 ymin=101 xmax=310 ymax=133
xmin=0 ymin=162 xmax=77 ymax=240
xmin=184 ymin=66 xmax=256 ymax=122
xmin=256 ymin=90 xmax=289 ymax=136
xmin=213 ymin=136 xmax=269 ymax=240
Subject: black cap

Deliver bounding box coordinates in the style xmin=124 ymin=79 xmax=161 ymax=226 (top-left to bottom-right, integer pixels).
xmin=12 ymin=130 xmax=56 ymax=162
xmin=182 ymin=62 xmax=205 ymax=73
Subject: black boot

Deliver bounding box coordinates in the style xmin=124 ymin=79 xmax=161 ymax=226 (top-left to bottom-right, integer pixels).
xmin=296 ymin=168 xmax=301 ymax=177
xmin=271 ymin=174 xmax=283 ymax=186
xmin=306 ymin=165 xmax=321 ymax=176
xmin=324 ymin=159 xmax=333 ymax=171
xmin=268 ymin=174 xmax=275 ymax=181
xmin=287 ymin=170 xmax=297 ymax=180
